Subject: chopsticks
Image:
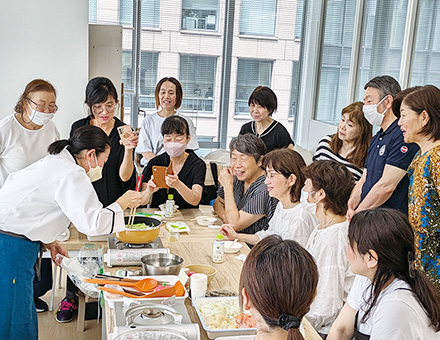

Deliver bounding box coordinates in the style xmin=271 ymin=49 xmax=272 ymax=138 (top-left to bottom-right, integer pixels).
xmin=127 ymin=174 xmax=143 ymax=227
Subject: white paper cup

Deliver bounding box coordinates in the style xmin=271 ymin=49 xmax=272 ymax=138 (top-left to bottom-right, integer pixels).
xmin=191 ymin=273 xmax=208 ymax=305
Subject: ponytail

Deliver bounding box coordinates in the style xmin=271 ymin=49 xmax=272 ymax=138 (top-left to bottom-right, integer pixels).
xmin=407 ymin=270 xmax=440 ymax=331
xmin=287 ymin=327 xmax=305 ymax=340
xmin=48 ymin=125 xmax=110 ymax=157
xmin=48 ymin=139 xmax=70 ymax=155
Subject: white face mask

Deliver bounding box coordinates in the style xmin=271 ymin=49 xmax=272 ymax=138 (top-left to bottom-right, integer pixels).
xmin=87 ymin=153 xmax=103 ymax=182
xmin=362 ymin=96 xmax=388 ymax=126
xmin=28 ymin=104 xmax=55 ymax=126
xmin=300 ymin=189 xmax=317 ymax=215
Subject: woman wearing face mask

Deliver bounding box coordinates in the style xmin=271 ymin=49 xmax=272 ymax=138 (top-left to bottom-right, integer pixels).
xmin=141 ymin=115 xmax=206 ymax=208
xmin=313 ymin=102 xmax=372 ymax=182
xmin=136 ymin=77 xmax=199 ymax=166
xmin=0 ymin=125 xmax=142 ymax=340
xmin=301 ymin=160 xmax=355 ymax=337
xmin=0 ymin=79 xmax=60 ymax=314
xmin=328 ymin=208 xmax=440 ymax=340
xmin=0 ymin=79 xmax=60 ymax=187
xmin=220 ymin=149 xmax=317 ymax=247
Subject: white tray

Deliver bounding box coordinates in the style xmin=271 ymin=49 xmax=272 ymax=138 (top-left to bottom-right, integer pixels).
xmin=193 ymin=297 xmax=257 ymax=339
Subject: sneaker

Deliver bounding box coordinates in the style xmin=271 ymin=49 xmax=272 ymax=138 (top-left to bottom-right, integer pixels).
xmin=56 ymin=296 xmax=78 ymax=323
xmin=34 ymin=298 xmax=48 ymax=313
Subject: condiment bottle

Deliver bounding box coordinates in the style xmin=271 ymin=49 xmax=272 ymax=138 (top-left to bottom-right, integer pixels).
xmin=212 ymin=233 xmax=225 ymax=263
xmin=165 ymin=194 xmax=175 ymax=217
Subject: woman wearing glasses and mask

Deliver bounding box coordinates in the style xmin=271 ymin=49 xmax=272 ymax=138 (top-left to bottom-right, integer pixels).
xmin=0 ymin=125 xmax=142 ymax=340
xmin=0 ymin=79 xmax=60 ymax=314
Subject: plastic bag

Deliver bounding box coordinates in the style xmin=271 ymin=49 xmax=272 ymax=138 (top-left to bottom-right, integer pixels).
xmin=68 ymin=243 xmax=103 ymax=298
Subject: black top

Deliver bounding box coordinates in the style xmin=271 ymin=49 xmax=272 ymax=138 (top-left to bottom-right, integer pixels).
xmin=142 ymin=151 xmax=206 ymax=209
xmin=239 ymin=120 xmax=293 ymax=152
xmin=70 ymin=117 xmax=136 ymax=206
xmin=217 ymin=175 xmax=277 ymax=234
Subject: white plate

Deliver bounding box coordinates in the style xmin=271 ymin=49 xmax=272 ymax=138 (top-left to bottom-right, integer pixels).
xmin=224 ymin=241 xmax=242 ymax=253
xmin=166 ymin=221 xmax=191 ymax=233
xmin=197 ymin=217 xmax=217 ymax=226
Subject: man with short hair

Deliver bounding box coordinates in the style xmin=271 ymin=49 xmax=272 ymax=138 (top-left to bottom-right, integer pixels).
xmin=347 ymin=75 xmax=418 ymax=219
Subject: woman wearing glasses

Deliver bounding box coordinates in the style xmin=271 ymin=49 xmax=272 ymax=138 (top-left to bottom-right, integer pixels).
xmin=0 ymin=79 xmax=60 ymax=314
xmin=57 ymin=77 xmax=138 ymax=323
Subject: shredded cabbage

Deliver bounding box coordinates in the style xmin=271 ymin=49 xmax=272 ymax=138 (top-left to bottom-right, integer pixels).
xmin=125 ymin=223 xmax=154 ymax=230
xmin=198 ymin=298 xmax=252 ymax=330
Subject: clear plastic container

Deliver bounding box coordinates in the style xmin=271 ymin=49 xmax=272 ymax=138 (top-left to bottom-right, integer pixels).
xmin=212 ymin=233 xmax=225 ymax=263
xmin=165 ymin=194 xmax=175 ymax=217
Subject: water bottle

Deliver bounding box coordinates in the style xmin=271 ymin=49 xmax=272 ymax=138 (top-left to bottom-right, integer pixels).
xmin=212 ymin=233 xmax=225 ymax=263
xmin=165 ymin=194 xmax=175 ymax=217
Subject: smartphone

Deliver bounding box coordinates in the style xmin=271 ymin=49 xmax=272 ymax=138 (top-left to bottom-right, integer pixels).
xmin=152 ymin=166 xmax=168 ymax=188
xmin=117 ymin=125 xmax=133 ymax=144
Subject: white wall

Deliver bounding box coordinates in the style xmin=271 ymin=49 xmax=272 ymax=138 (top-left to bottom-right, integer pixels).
xmin=0 ymin=1 xmax=89 ymax=138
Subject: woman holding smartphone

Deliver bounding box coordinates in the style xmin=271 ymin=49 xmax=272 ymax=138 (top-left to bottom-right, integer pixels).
xmin=141 ymin=115 xmax=206 ymax=208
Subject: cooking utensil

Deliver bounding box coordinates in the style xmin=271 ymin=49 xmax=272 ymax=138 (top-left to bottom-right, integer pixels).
xmin=127 ymin=175 xmax=144 ymax=227
xmin=141 ymin=253 xmax=183 ymax=275
xmin=226 ymin=239 xmax=238 ymax=250
xmin=84 ymin=277 xmax=159 ymax=292
xmin=99 ymin=285 xmax=177 ymax=299
xmin=116 ymin=216 xmax=161 ymax=244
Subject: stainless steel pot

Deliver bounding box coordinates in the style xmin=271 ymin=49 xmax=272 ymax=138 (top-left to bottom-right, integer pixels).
xmin=141 ymin=253 xmax=183 ymax=275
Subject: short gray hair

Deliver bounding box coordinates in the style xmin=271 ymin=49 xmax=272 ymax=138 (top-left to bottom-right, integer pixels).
xmin=229 ymin=134 xmax=267 ymax=162
xmin=364 ymin=75 xmax=401 ymax=99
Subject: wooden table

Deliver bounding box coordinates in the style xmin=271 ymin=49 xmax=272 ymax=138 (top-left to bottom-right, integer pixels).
xmin=63 ymin=205 xmax=321 ymax=340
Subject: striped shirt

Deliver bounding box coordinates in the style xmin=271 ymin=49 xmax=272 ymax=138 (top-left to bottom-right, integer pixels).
xmin=313 ymin=135 xmax=363 ymax=182
xmin=217 ymin=175 xmax=278 ymax=235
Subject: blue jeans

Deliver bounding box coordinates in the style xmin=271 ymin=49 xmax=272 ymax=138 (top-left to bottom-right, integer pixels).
xmin=0 ymin=232 xmax=40 ymax=340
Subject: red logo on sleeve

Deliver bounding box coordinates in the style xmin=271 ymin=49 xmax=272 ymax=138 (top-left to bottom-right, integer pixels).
xmin=401 ymin=146 xmax=408 ymax=153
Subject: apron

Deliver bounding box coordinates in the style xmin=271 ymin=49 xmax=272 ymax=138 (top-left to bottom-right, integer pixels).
xmin=0 ymin=231 xmax=41 ymax=340
xmin=354 ymin=287 xmax=412 ymax=340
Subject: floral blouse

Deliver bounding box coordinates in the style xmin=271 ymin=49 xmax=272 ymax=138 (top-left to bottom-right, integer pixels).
xmin=408 ymin=145 xmax=440 ymax=292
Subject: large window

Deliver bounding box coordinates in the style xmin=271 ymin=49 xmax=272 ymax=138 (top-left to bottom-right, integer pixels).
xmin=315 ymin=0 xmax=356 ymax=124
xmin=120 ymin=0 xmax=160 ymax=28
xmin=181 ymin=0 xmax=218 ymax=31
xmin=240 ymin=0 xmax=277 ymax=36
xmin=356 ymin=0 xmax=408 ymax=99
xmin=235 ymin=59 xmax=273 ymax=115
xmin=179 ymin=55 xmax=217 ymax=113
xmin=410 ymin=0 xmax=440 ymax=87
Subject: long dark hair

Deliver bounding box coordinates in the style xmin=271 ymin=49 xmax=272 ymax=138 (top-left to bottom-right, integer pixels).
xmin=349 ymin=208 xmax=440 ymax=331
xmin=48 ymin=125 xmax=111 ymax=156
xmin=155 ymin=77 xmax=183 ymax=110
xmin=329 ymin=102 xmax=372 ymax=168
xmin=240 ymin=235 xmax=318 ymax=340
xmin=262 ymin=149 xmax=306 ymax=202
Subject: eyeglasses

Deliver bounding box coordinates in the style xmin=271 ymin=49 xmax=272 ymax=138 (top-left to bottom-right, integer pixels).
xmin=265 ymin=171 xmax=281 ymax=180
xmin=28 ymin=98 xmax=58 ymax=113
xmin=91 ymin=102 xmax=119 ymax=115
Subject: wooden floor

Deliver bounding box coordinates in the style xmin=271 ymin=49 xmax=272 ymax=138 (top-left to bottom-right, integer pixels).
xmin=37 ymin=271 xmax=101 ymax=340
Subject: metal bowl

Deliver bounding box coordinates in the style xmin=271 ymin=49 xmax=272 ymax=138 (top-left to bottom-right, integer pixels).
xmin=116 ymin=216 xmax=161 ymax=244
xmin=141 ymin=253 xmax=184 ymax=275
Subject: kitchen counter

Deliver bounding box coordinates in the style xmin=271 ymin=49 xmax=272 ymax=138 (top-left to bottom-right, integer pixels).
xmin=62 ymin=205 xmax=321 ymax=340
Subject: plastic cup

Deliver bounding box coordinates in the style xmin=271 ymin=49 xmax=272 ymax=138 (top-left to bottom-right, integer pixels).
xmin=190 ymin=273 xmax=208 ymax=305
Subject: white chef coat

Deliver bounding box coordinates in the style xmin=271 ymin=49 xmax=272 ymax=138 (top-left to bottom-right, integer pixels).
xmin=136 ymin=111 xmax=199 ymax=166
xmin=255 ymin=202 xmax=318 ymax=247
xmin=0 ymin=114 xmax=60 ymax=187
xmin=347 ymin=275 xmax=439 ymax=340
xmin=306 ymin=220 xmax=354 ymax=335
xmin=0 ymin=148 xmax=125 ymax=243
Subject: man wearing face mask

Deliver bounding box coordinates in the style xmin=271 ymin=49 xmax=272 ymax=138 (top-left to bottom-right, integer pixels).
xmin=141 ymin=115 xmax=206 ymax=209
xmin=347 ymin=76 xmax=419 ymax=220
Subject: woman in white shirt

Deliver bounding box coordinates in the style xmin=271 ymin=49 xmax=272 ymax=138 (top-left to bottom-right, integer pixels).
xmin=301 ymin=160 xmax=356 ymax=337
xmin=240 ymin=235 xmax=318 ymax=340
xmin=136 ymin=77 xmax=199 ymax=166
xmin=0 ymin=125 xmax=142 ymax=340
xmin=221 ymin=148 xmax=317 ymax=247
xmin=328 ymin=208 xmax=440 ymax=340
xmin=0 ymin=79 xmax=60 ymax=312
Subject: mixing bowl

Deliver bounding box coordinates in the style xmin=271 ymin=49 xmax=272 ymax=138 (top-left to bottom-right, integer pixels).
xmin=141 ymin=253 xmax=184 ymax=275
xmin=183 ymin=264 xmax=217 ymax=284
